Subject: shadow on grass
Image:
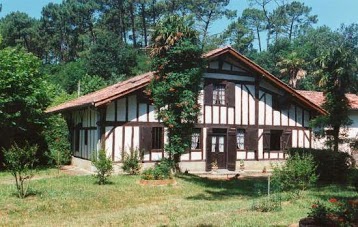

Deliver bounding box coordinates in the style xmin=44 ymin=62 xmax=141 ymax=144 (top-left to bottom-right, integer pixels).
xmin=310 ymin=182 xmax=358 ymax=202
xmin=177 ymin=173 xmax=267 ymax=200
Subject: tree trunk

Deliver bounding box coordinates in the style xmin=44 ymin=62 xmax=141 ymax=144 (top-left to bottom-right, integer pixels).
xmin=333 ymin=126 xmax=340 ymax=152
xmin=141 ymin=3 xmax=148 ymax=47
xmin=256 ymin=26 xmax=262 ymax=52
xmin=129 ymin=2 xmax=137 ymax=47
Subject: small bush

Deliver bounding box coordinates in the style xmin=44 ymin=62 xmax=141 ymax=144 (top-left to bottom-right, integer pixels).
xmin=272 ymin=153 xmax=317 ymax=193
xmin=251 ymin=195 xmax=282 ymax=212
xmin=91 ymin=150 xmax=113 ymax=185
xmin=47 ymin=149 xmax=71 ymax=172
xmin=2 ymin=143 xmax=38 ymax=198
xmin=349 ymin=169 xmax=358 ymax=192
xmin=141 ymin=158 xmax=173 ymax=180
xmin=287 ymin=148 xmax=355 ymax=183
xmin=122 ymin=148 xmax=142 ymax=175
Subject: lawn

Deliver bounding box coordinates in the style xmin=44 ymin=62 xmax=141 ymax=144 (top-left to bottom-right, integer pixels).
xmin=0 ymin=170 xmax=356 ymax=227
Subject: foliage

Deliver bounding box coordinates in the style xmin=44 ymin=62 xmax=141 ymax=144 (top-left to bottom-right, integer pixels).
xmin=251 ymin=195 xmax=282 ymax=212
xmin=0 ymin=47 xmax=50 ymax=166
xmin=122 ymin=148 xmax=142 ymax=175
xmin=79 ymin=74 xmax=107 ymax=95
xmin=86 ymin=30 xmax=137 ymax=80
xmin=287 ymin=148 xmax=355 ymax=183
xmin=141 ymin=158 xmax=174 ymax=180
xmin=312 ymin=45 xmax=357 ymax=152
xmin=91 ymin=150 xmax=113 ymax=185
xmin=308 ymin=198 xmax=358 ymax=226
xmin=271 ymin=153 xmax=318 ymax=193
xmin=2 ymin=143 xmax=38 ymax=198
xmin=148 ymin=16 xmax=204 ymax=169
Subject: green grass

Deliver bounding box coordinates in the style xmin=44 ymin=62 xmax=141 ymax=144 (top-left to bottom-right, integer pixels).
xmin=0 ymin=171 xmax=356 ymax=226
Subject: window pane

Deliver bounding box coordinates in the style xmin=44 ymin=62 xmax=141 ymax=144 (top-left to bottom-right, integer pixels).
xmin=191 ymin=132 xmax=200 ymax=149
xmin=211 ymin=137 xmax=216 ymax=152
xmin=218 ymin=136 xmax=224 ymax=152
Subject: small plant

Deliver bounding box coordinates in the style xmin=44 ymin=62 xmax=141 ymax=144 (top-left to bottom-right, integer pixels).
xmin=141 ymin=158 xmax=173 ymax=180
xmin=211 ymin=159 xmax=218 ymax=171
xmin=239 ymin=159 xmax=245 ymax=170
xmin=271 ymin=153 xmax=317 ymax=194
xmin=122 ymin=148 xmax=142 ymax=175
xmin=251 ymin=195 xmax=282 ymax=212
xmin=2 ymin=143 xmax=38 ymax=198
xmin=91 ymin=150 xmax=113 ymax=185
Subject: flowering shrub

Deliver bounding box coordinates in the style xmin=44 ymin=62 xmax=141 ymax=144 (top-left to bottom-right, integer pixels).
xmin=308 ymin=198 xmax=358 ymax=226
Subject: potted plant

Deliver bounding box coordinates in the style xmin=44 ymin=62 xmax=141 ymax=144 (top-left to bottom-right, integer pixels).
xmin=211 ymin=160 xmax=218 ymax=172
xmin=240 ymin=159 xmax=245 ymax=170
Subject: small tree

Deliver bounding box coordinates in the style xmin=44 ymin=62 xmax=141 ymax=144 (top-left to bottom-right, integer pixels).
xmin=3 ymin=143 xmax=38 ymax=198
xmin=91 ymin=150 xmax=113 ymax=185
xmin=148 ymin=15 xmax=204 ymax=171
xmin=272 ymin=153 xmax=318 ymax=194
xmin=122 ymin=148 xmax=142 ymax=175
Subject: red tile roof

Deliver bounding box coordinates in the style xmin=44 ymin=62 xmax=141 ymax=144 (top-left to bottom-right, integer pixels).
xmin=46 ymin=72 xmax=153 ymax=113
xmin=47 ymin=46 xmax=326 ymax=115
xmin=296 ymin=90 xmax=358 ymax=110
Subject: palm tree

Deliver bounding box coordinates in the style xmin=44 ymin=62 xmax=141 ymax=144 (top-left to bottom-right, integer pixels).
xmin=276 ymin=51 xmax=306 ymax=88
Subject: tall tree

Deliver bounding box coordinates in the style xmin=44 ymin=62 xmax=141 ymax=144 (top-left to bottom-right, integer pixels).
xmin=189 ymin=0 xmax=236 ymax=48
xmin=276 ymin=51 xmax=306 ymax=88
xmin=241 ymin=8 xmax=265 ymax=52
xmin=222 ymin=18 xmax=254 ymax=54
xmin=313 ymin=45 xmax=357 ymax=152
xmin=148 ymin=16 xmax=203 ymax=170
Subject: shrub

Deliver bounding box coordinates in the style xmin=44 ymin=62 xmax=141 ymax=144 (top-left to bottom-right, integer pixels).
xmin=308 ymin=198 xmax=358 ymax=226
xmin=272 ymin=153 xmax=318 ymax=193
xmin=349 ymin=169 xmax=358 ymax=192
xmin=287 ymin=148 xmax=355 ymax=183
xmin=47 ymin=149 xmax=72 ymax=173
xmin=251 ymin=195 xmax=282 ymax=212
xmin=91 ymin=150 xmax=113 ymax=185
xmin=2 ymin=143 xmax=38 ymax=198
xmin=122 ymin=148 xmax=142 ymax=175
xmin=141 ymin=158 xmax=173 ymax=180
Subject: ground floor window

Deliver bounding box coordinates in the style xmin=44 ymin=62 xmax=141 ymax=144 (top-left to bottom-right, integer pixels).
xmin=151 ymin=127 xmax=163 ymax=150
xmin=270 ymin=130 xmax=283 ymax=150
xmin=237 ymin=129 xmax=245 ymax=150
xmin=191 ymin=129 xmax=201 ymax=150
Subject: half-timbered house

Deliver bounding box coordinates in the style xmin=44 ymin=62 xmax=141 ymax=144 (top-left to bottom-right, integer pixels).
xmin=46 ymin=47 xmax=326 ymax=172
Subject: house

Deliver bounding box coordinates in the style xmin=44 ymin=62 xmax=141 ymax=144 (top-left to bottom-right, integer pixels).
xmin=46 ymin=47 xmax=326 ymax=172
xmin=297 ymin=90 xmax=358 ymax=157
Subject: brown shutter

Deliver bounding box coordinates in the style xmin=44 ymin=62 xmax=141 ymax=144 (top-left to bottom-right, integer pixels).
xmin=263 ymin=129 xmax=271 ymax=152
xmin=227 ymin=128 xmax=237 ymax=171
xmin=204 ymin=82 xmax=213 ymax=105
xmin=226 ymin=81 xmax=235 ymax=107
xmin=206 ymin=128 xmax=213 ymax=171
xmin=281 ymin=129 xmax=292 ymax=151
xmin=245 ymin=128 xmax=258 ymax=151
xmin=140 ymin=127 xmax=152 ymax=153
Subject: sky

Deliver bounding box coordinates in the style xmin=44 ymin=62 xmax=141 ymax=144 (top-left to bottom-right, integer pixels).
xmin=1 ymin=0 xmax=357 ymax=35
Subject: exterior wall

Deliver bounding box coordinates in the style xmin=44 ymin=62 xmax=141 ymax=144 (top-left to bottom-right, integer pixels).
xmin=71 ymin=108 xmax=99 ymax=160
xmin=68 ymin=59 xmax=317 ymax=172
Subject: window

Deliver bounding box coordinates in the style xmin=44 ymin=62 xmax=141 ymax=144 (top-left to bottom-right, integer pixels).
xmin=191 ymin=129 xmax=201 ymax=150
xmin=84 ymin=130 xmax=88 ymax=146
xmin=270 ymin=130 xmax=282 ymax=150
xmin=213 ymin=84 xmax=225 ymax=105
xmin=237 ymin=129 xmax=245 ymax=150
xmin=151 ymin=127 xmax=163 ymax=149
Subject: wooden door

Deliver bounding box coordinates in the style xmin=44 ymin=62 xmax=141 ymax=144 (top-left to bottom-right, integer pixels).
xmin=209 ymin=135 xmax=227 ymax=169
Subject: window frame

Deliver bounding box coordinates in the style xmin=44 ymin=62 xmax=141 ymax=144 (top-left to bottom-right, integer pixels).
xmin=236 ymin=129 xmax=245 ymax=150
xmin=190 ymin=128 xmax=202 ymax=151
xmin=151 ymin=127 xmax=164 ymax=151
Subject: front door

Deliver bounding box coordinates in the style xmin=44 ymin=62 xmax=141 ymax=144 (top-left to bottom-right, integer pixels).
xmin=208 ymin=135 xmax=227 ymax=169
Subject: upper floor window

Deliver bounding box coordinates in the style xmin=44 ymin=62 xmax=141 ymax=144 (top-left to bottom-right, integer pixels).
xmin=213 ymin=84 xmax=225 ymax=105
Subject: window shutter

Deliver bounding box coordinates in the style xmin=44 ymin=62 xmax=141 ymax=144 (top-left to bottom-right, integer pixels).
xmin=281 ymin=130 xmax=292 ymax=151
xmin=227 ymin=128 xmax=237 ymax=171
xmin=226 ymin=81 xmax=235 ymax=107
xmin=140 ymin=127 xmax=152 ymax=152
xmin=204 ymin=82 xmax=213 ymax=105
xmin=245 ymin=128 xmax=258 ymax=151
xmin=263 ymin=129 xmax=271 ymax=152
